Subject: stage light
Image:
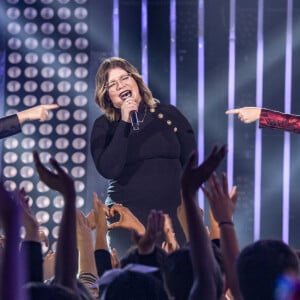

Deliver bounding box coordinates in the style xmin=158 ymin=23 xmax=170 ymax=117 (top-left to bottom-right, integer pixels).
xmin=8 ymin=52 xmax=22 ymax=63
xmin=36 ymin=196 xmax=51 ymax=208
xmin=22 ymin=124 xmax=36 ymax=135
xmin=20 ymin=166 xmax=35 ymax=178
xmin=7 ymin=22 xmax=21 ymax=35
xmin=4 ymin=152 xmax=18 ymax=164
xmin=8 ymin=37 xmax=21 ymax=49
xmin=41 ymin=52 xmax=55 ymax=64
xmin=41 ymin=66 xmax=55 ymax=78
xmin=24 ymin=22 xmax=38 ymax=34
xmin=72 ymin=138 xmax=86 ymax=150
xmin=24 ymin=37 xmax=39 ymax=49
xmin=57 ymin=95 xmax=71 ymax=106
xmin=74 ymin=95 xmax=88 ymax=106
xmin=21 ymin=138 xmax=36 ymax=149
xmin=7 ymin=66 xmax=21 ymax=78
xmin=41 ymin=37 xmax=55 ymax=50
xmin=24 ymin=66 xmax=38 ymax=78
xmin=23 ymin=7 xmax=38 ymax=20
xmin=41 ymin=22 xmax=55 ymax=34
xmin=40 ymin=7 xmax=55 ymax=20
xmin=21 ymin=152 xmax=34 ymax=164
xmin=57 ymin=7 xmax=71 ymax=19
xmin=23 ymin=80 xmax=38 ymax=92
xmin=25 ymin=53 xmax=39 ymax=64
xmin=55 ymin=138 xmax=69 ymax=149
xmin=57 ymin=67 xmax=71 ymax=78
xmin=4 ymin=0 xmax=90 ymax=250
xmin=40 ymin=81 xmax=55 ymax=92
xmin=57 ymin=22 xmax=72 ymax=35
xmin=6 ymin=95 xmax=20 ymax=106
xmin=56 ymin=109 xmax=70 ymax=121
xmin=38 ymin=138 xmax=53 ymax=149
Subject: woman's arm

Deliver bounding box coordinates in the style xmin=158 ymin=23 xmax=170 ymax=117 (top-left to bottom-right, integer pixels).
xmin=90 ymin=117 xmax=131 ymax=178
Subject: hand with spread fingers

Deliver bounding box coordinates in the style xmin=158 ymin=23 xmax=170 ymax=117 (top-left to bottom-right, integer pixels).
xmin=226 ymin=107 xmax=261 ymax=124
xmin=33 ymin=150 xmax=75 ymax=199
xmin=161 ymin=214 xmax=180 ymax=253
xmin=132 ymin=209 xmax=164 ymax=255
xmin=108 ymin=203 xmax=146 ymax=236
xmin=201 ymin=172 xmax=238 ymax=223
xmin=181 ymin=145 xmax=227 ymax=199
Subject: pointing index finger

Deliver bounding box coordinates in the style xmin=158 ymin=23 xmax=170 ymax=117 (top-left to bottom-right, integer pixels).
xmin=225 ymin=108 xmax=240 ymax=115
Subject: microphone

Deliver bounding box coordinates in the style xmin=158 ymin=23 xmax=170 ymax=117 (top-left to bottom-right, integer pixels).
xmin=130 ymin=111 xmax=139 ymax=131
xmin=120 ymin=91 xmax=139 ymax=131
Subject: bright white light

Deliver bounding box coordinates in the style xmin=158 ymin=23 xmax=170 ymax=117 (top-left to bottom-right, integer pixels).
xmin=75 ymin=22 xmax=88 ymax=34
xmin=25 ymin=53 xmax=39 ymax=64
xmin=24 ymin=22 xmax=38 ymax=34
xmin=8 ymin=52 xmax=22 ymax=64
xmin=6 ymin=95 xmax=20 ymax=106
xmin=25 ymin=66 xmax=38 ymax=78
xmin=7 ymin=66 xmax=21 ymax=78
xmin=40 ymin=7 xmax=55 ymax=20
xmin=74 ymin=95 xmax=88 ymax=106
xmin=57 ymin=22 xmax=72 ymax=34
xmin=7 ymin=22 xmax=21 ymax=34
xmin=38 ymin=138 xmax=53 ymax=149
xmin=23 ymin=95 xmax=38 ymax=106
xmin=41 ymin=22 xmax=55 ymax=35
xmin=8 ymin=37 xmax=22 ymax=49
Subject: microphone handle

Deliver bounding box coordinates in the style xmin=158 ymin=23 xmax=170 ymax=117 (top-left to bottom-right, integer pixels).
xmin=130 ymin=111 xmax=139 ymax=131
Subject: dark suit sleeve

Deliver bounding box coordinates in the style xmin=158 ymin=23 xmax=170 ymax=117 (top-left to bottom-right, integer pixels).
xmin=0 ymin=114 xmax=21 ymax=139
xmin=259 ymin=108 xmax=300 ymax=134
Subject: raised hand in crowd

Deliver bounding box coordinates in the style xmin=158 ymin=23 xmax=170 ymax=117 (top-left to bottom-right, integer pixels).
xmin=33 ymin=150 xmax=78 ymax=292
xmin=0 ymin=182 xmax=25 ymax=300
xmin=132 ymin=209 xmax=164 ymax=255
xmin=177 ymin=194 xmax=204 ymax=243
xmin=110 ymin=247 xmax=120 ymax=269
xmin=43 ymin=250 xmax=56 ymax=282
xmin=17 ymin=104 xmax=59 ymax=123
xmin=180 ymin=146 xmax=227 ymax=300
xmin=109 ymin=203 xmax=146 ymax=236
xmin=92 ymin=193 xmax=110 ymax=251
xmin=161 ymin=214 xmax=179 ymax=254
xmin=76 ymin=210 xmax=99 ymax=298
xmin=226 ymin=107 xmax=261 ymax=124
xmin=202 ymin=172 xmax=242 ymax=300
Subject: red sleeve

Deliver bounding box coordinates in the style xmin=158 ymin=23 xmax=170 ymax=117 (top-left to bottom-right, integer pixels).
xmin=259 ymin=108 xmax=300 ymax=134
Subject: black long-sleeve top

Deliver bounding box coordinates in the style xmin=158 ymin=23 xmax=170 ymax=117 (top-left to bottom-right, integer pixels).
xmin=90 ymin=102 xmax=196 ymax=228
xmin=0 ymin=114 xmax=21 ymax=139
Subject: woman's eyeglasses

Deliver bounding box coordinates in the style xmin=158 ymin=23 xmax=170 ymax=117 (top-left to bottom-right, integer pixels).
xmin=106 ymin=73 xmax=132 ymax=92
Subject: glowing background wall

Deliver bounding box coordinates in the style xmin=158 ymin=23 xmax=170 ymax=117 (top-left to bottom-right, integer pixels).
xmin=1 ymin=0 xmax=300 ymax=251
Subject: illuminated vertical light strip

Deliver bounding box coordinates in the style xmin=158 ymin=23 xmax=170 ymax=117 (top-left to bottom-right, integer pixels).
xmin=254 ymin=0 xmax=264 ymax=241
xmin=113 ymin=0 xmax=119 ymax=56
xmin=170 ymin=0 xmax=176 ymax=106
xmin=141 ymin=0 xmax=148 ymax=84
xmin=197 ymin=0 xmax=205 ymax=208
xmin=282 ymin=0 xmax=293 ymax=243
xmin=227 ymin=0 xmax=236 ymax=190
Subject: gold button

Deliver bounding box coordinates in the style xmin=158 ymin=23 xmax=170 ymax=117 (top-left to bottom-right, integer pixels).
xmin=150 ymin=108 xmax=155 ymax=113
xmin=174 ymin=127 xmax=178 ymax=132
xmin=158 ymin=113 xmax=164 ymax=119
xmin=167 ymin=120 xmax=172 ymax=125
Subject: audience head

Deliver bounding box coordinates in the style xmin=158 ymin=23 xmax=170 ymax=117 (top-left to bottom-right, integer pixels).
xmin=162 ymin=244 xmax=224 ymax=300
xmin=98 ymin=269 xmax=168 ymax=300
xmin=237 ymin=239 xmax=300 ymax=300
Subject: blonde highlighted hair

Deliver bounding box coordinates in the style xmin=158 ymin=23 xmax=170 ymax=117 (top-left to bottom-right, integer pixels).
xmin=94 ymin=57 xmax=158 ymax=121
